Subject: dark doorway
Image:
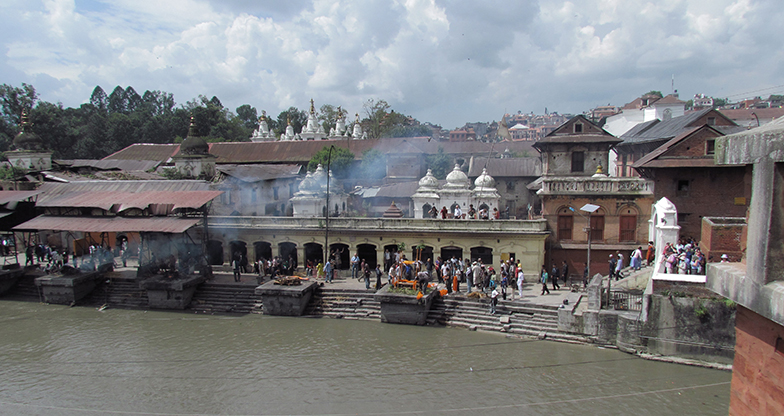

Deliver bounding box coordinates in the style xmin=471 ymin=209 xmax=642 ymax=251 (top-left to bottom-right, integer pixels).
xmin=329 ymin=243 xmax=350 ymax=269
xmin=207 ymin=240 xmax=223 ymax=265
xmin=470 ymin=246 xmax=493 ymax=265
xmin=279 ymin=242 xmax=298 ymax=269
xmin=383 ymin=244 xmax=399 ymax=269
xmin=357 ymin=243 xmax=377 ymax=268
xmin=304 ymin=242 xmax=323 ymax=265
xmin=422 ymin=203 xmax=432 ymax=218
xmin=411 ymin=245 xmax=433 ymax=263
xmin=441 ymin=246 xmax=463 ymax=262
xmin=254 ymin=241 xmax=272 ymax=262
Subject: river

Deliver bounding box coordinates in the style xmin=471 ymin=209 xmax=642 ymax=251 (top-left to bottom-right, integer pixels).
xmin=0 ymin=300 xmax=730 ymax=415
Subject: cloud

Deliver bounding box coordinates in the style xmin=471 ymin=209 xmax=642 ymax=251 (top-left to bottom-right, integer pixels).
xmin=0 ymin=0 xmax=782 ymax=129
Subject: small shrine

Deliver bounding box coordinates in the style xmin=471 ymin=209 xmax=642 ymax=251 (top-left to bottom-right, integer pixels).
xmin=7 ymin=109 xmax=53 ymax=172
xmin=173 ymin=116 xmax=217 ymax=180
xmin=290 ymin=164 xmax=348 ymax=217
xmin=250 ymin=110 xmax=275 ymax=142
xmin=412 ymin=165 xmax=501 ymax=218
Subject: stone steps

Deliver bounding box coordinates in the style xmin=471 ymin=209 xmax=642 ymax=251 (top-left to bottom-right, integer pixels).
xmin=80 ymin=278 xmax=148 ymax=309
xmin=189 ymin=282 xmax=258 ymax=314
xmin=1 ymin=273 xmax=41 ymax=301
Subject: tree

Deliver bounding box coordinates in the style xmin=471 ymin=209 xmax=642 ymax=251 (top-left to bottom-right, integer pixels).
xmin=0 ymin=83 xmax=38 ymax=126
xmin=235 ymin=104 xmax=258 ymax=131
xmin=308 ymin=146 xmax=355 ymax=179
xmin=318 ymin=104 xmax=348 ymax=134
xmin=108 ymin=86 xmax=128 ymax=114
xmin=425 ymin=147 xmax=453 ymax=179
xmin=644 ymin=90 xmax=663 ymax=98
xmin=360 ymin=149 xmax=386 ymax=179
xmin=272 ymin=107 xmax=307 ymax=137
xmin=89 ymin=86 xmax=108 ymax=112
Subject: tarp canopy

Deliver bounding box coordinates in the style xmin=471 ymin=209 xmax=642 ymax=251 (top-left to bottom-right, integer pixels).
xmin=13 ymin=215 xmax=201 ymax=233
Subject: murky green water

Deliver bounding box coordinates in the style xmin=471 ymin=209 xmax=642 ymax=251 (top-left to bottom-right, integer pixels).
xmin=0 ymin=301 xmax=730 ymax=415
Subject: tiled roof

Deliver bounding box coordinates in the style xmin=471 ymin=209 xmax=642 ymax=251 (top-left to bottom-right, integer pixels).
xmin=619 ymin=109 xmax=713 ymax=144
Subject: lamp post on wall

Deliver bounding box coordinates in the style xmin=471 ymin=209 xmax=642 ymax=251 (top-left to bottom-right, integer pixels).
xmin=325 ymin=145 xmax=335 ymax=264
xmin=570 ymin=203 xmax=600 ymax=287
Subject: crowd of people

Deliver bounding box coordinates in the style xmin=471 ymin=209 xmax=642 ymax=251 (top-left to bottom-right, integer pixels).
xmin=429 ymin=204 xmax=505 ymax=220
xmin=660 ymin=239 xmax=707 ymax=275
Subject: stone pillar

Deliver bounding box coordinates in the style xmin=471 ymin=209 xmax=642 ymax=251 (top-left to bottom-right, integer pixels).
xmin=651 ymin=197 xmax=680 ymax=273
xmin=296 ymin=245 xmax=305 ymax=272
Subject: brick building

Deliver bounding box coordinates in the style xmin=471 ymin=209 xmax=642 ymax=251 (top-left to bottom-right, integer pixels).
xmin=632 ymin=124 xmax=752 ymax=241
xmin=532 ymin=115 xmax=654 ymax=277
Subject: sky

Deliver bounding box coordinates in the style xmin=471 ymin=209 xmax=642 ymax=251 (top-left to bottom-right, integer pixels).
xmin=0 ymin=0 xmax=782 ymax=129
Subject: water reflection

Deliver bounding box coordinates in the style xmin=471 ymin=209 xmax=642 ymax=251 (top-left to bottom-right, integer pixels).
xmin=0 ymin=301 xmax=730 ymax=415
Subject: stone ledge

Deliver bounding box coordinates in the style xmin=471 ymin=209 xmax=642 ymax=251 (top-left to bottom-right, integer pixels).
xmin=707 ymin=262 xmax=784 ymax=327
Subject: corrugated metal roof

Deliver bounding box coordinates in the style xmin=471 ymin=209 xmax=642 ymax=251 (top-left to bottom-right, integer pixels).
xmin=0 ymin=190 xmax=42 ymax=205
xmin=58 ymin=159 xmax=162 ymax=171
xmin=35 ymin=181 xmax=221 ymax=213
xmin=103 ymin=144 xmax=181 ymax=161
xmin=13 ymin=216 xmax=200 ymax=233
xmin=374 ymin=181 xmax=422 ymax=198
xmin=37 ymin=190 xmax=223 ymax=212
xmin=216 ymin=164 xmax=301 ymax=182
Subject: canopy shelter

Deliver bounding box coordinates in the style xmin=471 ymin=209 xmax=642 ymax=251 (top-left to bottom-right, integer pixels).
xmin=13 ymin=216 xmax=201 ymax=234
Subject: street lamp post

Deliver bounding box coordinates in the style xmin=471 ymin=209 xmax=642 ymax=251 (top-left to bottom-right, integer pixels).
xmin=325 ymin=145 xmax=335 ymax=264
xmin=570 ymin=203 xmax=600 ymax=288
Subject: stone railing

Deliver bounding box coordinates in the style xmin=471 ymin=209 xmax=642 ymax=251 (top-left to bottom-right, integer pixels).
xmin=538 ymin=176 xmax=654 ymax=195
xmin=209 ymin=216 xmax=549 ymax=234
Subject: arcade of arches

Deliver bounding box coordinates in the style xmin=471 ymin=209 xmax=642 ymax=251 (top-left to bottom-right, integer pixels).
xmin=206 ymin=220 xmax=547 ymax=275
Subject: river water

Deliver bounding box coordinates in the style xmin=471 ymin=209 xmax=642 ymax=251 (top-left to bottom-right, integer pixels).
xmin=0 ymin=301 xmax=730 ymax=416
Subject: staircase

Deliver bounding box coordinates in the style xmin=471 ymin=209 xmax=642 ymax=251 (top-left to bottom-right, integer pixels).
xmin=428 ymin=295 xmax=592 ymax=344
xmin=79 ymin=273 xmax=148 ymax=309
xmin=1 ymin=273 xmax=42 ymax=302
xmin=304 ymin=287 xmax=381 ymax=320
xmin=189 ymin=282 xmax=258 ymax=314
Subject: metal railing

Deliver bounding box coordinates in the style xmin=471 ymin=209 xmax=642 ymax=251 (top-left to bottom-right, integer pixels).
xmin=602 ymin=289 xmax=644 ymax=311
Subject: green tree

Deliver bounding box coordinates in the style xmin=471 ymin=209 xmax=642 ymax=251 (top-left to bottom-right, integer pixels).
xmin=0 ymin=83 xmax=38 ymax=126
xmin=272 ymin=107 xmax=307 ymax=137
xmin=318 ymin=104 xmax=348 ymax=134
xmin=425 ymin=147 xmax=453 ymax=179
xmin=235 ymin=104 xmax=258 ymax=131
xmin=108 ymin=86 xmax=128 ymax=114
xmin=644 ymin=90 xmax=663 ymax=98
xmin=360 ymin=148 xmax=386 ymax=179
xmin=89 ymin=86 xmax=108 ymax=112
xmin=308 ymin=146 xmax=355 ymax=179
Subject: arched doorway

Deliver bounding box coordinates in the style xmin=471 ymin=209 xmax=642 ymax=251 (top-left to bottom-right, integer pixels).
xmin=254 ymin=241 xmax=272 ymax=262
xmin=383 ymin=244 xmax=399 ymax=270
xmin=229 ymin=241 xmax=248 ymax=271
xmin=304 ymin=242 xmax=323 ymax=265
xmin=411 ymin=245 xmax=433 ymax=263
xmin=441 ymin=246 xmax=463 ymax=262
xmin=422 ymin=203 xmax=432 ymax=218
xmin=357 ymin=243 xmax=377 ymax=269
xmin=207 ymin=240 xmax=223 ymax=265
xmin=471 ymin=246 xmax=493 ymax=265
xmin=278 ymin=242 xmax=297 ymax=267
xmin=329 ymin=243 xmax=350 ymax=269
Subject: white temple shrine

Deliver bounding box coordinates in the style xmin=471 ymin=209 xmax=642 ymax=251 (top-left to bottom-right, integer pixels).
xmin=290 ymin=164 xmax=348 ymax=217
xmin=412 ymin=165 xmax=501 ymax=218
xmin=251 ymin=100 xmax=367 ymax=142
xmin=250 ymin=110 xmax=275 ymax=142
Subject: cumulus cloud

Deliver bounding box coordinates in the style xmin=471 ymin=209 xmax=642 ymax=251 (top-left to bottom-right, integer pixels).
xmin=0 ymin=0 xmax=781 ymax=128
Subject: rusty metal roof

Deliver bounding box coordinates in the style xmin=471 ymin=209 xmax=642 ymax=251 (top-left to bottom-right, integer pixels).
xmin=37 ymin=190 xmax=223 ymax=212
xmin=0 ymin=190 xmax=42 ymax=205
xmin=468 ymin=157 xmax=541 ymax=177
xmin=216 ymin=164 xmax=301 ymax=182
xmin=35 ymin=181 xmax=221 ymax=213
xmin=13 ymin=216 xmax=200 ymax=233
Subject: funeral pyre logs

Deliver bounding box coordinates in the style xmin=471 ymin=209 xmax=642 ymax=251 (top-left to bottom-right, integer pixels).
xmin=273 ymin=276 xmax=309 ymax=286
